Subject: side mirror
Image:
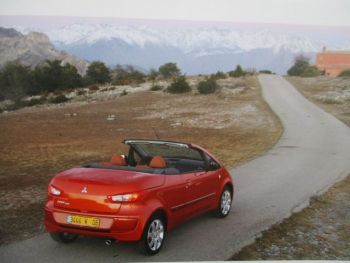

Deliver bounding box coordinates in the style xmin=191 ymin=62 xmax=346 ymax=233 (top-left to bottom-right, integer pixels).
xmin=208 ymin=161 xmax=220 ymax=171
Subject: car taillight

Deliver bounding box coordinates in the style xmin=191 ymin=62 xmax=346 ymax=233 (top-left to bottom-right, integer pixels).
xmin=108 ymin=193 xmax=139 ymax=203
xmin=49 ymin=185 xmax=61 ymax=196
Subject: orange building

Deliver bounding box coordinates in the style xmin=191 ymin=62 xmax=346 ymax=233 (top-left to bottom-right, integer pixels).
xmin=316 ymin=48 xmax=350 ymax=76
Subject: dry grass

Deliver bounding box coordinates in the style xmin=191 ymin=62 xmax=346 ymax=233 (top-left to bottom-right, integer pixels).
xmin=0 ymin=76 xmax=282 ymax=245
xmin=287 ymin=76 xmax=350 ymax=126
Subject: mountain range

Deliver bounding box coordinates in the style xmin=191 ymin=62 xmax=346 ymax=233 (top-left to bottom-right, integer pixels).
xmin=2 ymin=16 xmax=350 ymax=74
xmin=0 ymin=27 xmax=89 ymax=75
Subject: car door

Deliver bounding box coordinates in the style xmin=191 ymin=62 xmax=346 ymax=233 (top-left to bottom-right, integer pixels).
xmin=193 ymin=168 xmax=220 ymax=210
xmin=161 ymin=174 xmax=190 ymax=225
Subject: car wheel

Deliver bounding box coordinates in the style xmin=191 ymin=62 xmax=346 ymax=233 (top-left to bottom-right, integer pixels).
xmin=139 ymin=213 xmax=166 ymax=255
xmin=49 ymin=232 xmax=77 ymax=243
xmin=216 ymin=186 xmax=232 ymax=218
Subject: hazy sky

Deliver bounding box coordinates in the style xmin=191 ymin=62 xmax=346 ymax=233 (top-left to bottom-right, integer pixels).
xmin=0 ymin=0 xmax=349 ymax=27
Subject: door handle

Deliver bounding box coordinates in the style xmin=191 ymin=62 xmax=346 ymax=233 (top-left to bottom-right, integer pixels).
xmin=195 ymin=171 xmax=205 ymax=176
xmin=185 ymin=179 xmax=192 ymax=188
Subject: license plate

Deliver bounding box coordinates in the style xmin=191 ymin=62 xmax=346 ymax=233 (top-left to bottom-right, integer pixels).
xmin=66 ymin=215 xmax=100 ymax=228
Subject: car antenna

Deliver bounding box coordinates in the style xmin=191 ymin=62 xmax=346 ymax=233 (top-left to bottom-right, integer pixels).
xmin=152 ymin=127 xmax=160 ymax=139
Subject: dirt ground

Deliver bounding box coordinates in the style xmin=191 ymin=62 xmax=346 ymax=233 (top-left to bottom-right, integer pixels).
xmin=232 ymin=76 xmax=350 ymax=260
xmin=0 ymin=76 xmax=282 ymax=245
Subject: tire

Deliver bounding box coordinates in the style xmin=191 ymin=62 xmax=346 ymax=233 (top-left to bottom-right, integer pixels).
xmin=215 ymin=186 xmax=233 ymax=218
xmin=139 ymin=213 xmax=166 ymax=255
xmin=49 ymin=232 xmax=77 ymax=243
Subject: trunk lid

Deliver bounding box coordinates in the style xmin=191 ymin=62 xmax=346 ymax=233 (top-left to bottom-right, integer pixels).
xmin=51 ymin=167 xmax=164 ymax=214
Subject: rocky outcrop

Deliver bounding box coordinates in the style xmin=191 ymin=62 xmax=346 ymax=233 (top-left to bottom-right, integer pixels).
xmin=0 ymin=27 xmax=89 ymax=75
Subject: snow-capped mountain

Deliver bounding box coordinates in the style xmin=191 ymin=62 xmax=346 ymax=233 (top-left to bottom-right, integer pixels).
xmin=13 ymin=22 xmax=350 ymax=74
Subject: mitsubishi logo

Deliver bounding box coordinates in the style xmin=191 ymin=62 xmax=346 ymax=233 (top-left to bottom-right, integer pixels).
xmin=81 ymin=186 xmax=88 ymax=194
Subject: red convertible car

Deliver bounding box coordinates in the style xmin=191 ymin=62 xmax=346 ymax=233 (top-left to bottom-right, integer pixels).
xmin=45 ymin=139 xmax=233 ymax=254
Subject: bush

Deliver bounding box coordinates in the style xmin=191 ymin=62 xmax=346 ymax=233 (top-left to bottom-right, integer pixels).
xmin=5 ymin=100 xmax=30 ymax=111
xmin=229 ymin=65 xmax=245 ymax=78
xmin=88 ymin=84 xmax=99 ymax=91
xmin=0 ymin=60 xmax=83 ymax=101
xmin=150 ymin=84 xmax=163 ymax=91
xmin=301 ymin=66 xmax=320 ymax=77
xmin=77 ymin=89 xmax=86 ymax=96
xmin=159 ymin=63 xmax=181 ymax=78
xmin=339 ymin=70 xmax=350 ymax=77
xmin=27 ymin=98 xmax=45 ymax=107
xmin=148 ymin=69 xmax=159 ymax=81
xmin=197 ymin=77 xmax=218 ymax=94
xmin=259 ymin=70 xmax=273 ymax=74
xmin=49 ymin=95 xmax=69 ymax=104
xmin=167 ymin=76 xmax=191 ymax=94
xmin=112 ymin=65 xmax=145 ymax=85
xmin=212 ymin=71 xmax=227 ymax=80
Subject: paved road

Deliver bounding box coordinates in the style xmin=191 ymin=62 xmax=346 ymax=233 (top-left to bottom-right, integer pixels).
xmin=1 ymin=75 xmax=350 ymax=262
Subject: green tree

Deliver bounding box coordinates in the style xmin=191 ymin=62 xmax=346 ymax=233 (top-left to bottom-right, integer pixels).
xmin=287 ymin=55 xmax=310 ymax=76
xmin=86 ymin=61 xmax=111 ymax=84
xmin=158 ymin=63 xmax=181 ymax=78
xmin=32 ymin=60 xmax=63 ymax=93
xmin=61 ymin=63 xmax=82 ymax=89
xmin=229 ymin=65 xmax=245 ymax=77
xmin=0 ymin=62 xmax=32 ymax=100
xmin=148 ymin=68 xmax=159 ymax=81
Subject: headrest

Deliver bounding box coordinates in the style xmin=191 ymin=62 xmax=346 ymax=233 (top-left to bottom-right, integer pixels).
xmin=110 ymin=155 xmax=127 ymax=166
xmin=149 ymin=156 xmax=166 ymax=169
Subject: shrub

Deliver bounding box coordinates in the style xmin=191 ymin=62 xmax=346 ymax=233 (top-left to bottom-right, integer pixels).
xmin=112 ymin=65 xmax=145 ymax=85
xmin=301 ymin=66 xmax=320 ymax=77
xmin=49 ymin=95 xmax=69 ymax=104
xmin=77 ymin=89 xmax=86 ymax=96
xmin=167 ymin=76 xmax=191 ymax=94
xmin=259 ymin=70 xmax=273 ymax=74
xmin=159 ymin=63 xmax=181 ymax=78
xmin=197 ymin=77 xmax=218 ymax=94
xmin=88 ymin=84 xmax=99 ymax=91
xmin=5 ymin=100 xmax=30 ymax=111
xmin=27 ymin=98 xmax=45 ymax=107
xmin=148 ymin=69 xmax=159 ymax=81
xmin=339 ymin=70 xmax=350 ymax=77
xmin=0 ymin=60 xmax=83 ymax=101
xmin=150 ymin=84 xmax=163 ymax=91
xmin=212 ymin=71 xmax=227 ymax=80
xmin=229 ymin=65 xmax=245 ymax=77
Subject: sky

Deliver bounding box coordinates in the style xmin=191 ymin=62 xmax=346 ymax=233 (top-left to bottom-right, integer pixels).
xmin=0 ymin=0 xmax=350 ymax=27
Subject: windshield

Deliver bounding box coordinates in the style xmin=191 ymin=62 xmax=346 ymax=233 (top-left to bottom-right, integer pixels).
xmin=129 ymin=141 xmax=202 ymax=160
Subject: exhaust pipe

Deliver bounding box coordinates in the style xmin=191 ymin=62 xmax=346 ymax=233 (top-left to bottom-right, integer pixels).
xmin=105 ymin=239 xmax=113 ymax=246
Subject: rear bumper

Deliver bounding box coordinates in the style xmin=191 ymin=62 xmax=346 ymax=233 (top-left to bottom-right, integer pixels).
xmin=44 ymin=205 xmax=144 ymax=241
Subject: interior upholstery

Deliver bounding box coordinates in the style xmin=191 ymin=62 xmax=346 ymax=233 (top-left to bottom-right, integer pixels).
xmin=110 ymin=155 xmax=127 ymax=166
xmin=149 ymin=156 xmax=166 ymax=168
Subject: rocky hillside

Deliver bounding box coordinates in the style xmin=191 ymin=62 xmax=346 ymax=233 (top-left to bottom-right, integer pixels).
xmin=0 ymin=27 xmax=89 ymax=75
